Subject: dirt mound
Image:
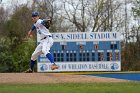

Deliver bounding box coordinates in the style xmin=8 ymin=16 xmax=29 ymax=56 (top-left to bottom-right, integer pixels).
xmin=0 ymin=73 xmax=128 ymax=84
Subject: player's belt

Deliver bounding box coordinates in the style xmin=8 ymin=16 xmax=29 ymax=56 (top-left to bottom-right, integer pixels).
xmin=41 ymin=35 xmax=52 ymax=40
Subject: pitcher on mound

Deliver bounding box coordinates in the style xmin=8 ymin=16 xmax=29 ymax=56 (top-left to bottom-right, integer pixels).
xmin=25 ymin=11 xmax=58 ymax=73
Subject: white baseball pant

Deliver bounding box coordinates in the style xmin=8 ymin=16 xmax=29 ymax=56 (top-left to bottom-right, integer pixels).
xmin=31 ymin=36 xmax=53 ymax=61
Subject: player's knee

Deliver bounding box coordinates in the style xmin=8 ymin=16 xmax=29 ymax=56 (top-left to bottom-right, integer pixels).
xmin=42 ymin=49 xmax=49 ymax=55
xmin=31 ymin=56 xmax=36 ymax=61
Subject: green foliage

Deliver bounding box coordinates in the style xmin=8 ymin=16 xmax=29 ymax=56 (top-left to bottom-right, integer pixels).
xmin=0 ymin=38 xmax=14 ymax=72
xmin=4 ymin=5 xmax=32 ymax=43
xmin=11 ymin=39 xmax=36 ymax=72
xmin=0 ymin=37 xmax=35 ymax=72
xmin=0 ymin=5 xmax=35 ymax=72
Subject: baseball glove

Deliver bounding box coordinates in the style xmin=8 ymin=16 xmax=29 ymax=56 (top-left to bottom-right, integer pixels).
xmin=42 ymin=17 xmax=52 ymax=29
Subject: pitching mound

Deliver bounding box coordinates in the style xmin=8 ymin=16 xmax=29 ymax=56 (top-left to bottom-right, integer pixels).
xmin=0 ymin=73 xmax=129 ymax=84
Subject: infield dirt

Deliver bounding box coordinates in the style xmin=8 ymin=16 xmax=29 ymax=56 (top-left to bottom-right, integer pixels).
xmin=0 ymin=73 xmax=130 ymax=84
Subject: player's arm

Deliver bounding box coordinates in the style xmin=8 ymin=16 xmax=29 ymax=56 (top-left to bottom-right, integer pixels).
xmin=28 ymin=25 xmax=36 ymax=37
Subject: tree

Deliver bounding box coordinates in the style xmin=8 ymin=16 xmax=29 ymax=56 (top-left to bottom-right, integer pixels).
xmin=0 ymin=7 xmax=8 ymax=36
xmin=88 ymin=0 xmax=125 ymax=32
xmin=121 ymin=0 xmax=140 ymax=71
xmin=0 ymin=5 xmax=36 ymax=72
xmin=132 ymin=0 xmax=140 ymax=43
xmin=62 ymin=0 xmax=90 ymax=32
xmin=31 ymin=0 xmax=66 ymax=32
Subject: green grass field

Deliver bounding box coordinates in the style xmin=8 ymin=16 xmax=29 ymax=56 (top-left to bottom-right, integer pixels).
xmin=0 ymin=82 xmax=140 ymax=93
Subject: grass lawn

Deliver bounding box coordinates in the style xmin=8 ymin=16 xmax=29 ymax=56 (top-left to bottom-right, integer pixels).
xmin=0 ymin=82 xmax=140 ymax=93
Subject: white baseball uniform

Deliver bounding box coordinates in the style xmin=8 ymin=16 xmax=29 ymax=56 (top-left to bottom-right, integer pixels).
xmin=31 ymin=19 xmax=53 ymax=61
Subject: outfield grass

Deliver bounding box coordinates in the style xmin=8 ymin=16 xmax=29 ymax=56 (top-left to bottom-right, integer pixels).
xmin=0 ymin=82 xmax=140 ymax=93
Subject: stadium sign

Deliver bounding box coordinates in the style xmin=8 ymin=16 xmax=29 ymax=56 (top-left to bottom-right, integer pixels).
xmin=37 ymin=32 xmax=121 ymax=72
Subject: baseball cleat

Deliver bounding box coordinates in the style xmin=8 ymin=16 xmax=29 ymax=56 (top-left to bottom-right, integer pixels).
xmin=24 ymin=69 xmax=33 ymax=73
xmin=51 ymin=64 xmax=59 ymax=70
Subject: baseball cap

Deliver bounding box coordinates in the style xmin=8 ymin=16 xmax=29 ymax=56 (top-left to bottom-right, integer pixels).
xmin=32 ymin=11 xmax=39 ymax=17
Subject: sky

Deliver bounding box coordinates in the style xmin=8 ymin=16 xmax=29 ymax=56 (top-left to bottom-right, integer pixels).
xmin=0 ymin=0 xmax=138 ymax=41
xmin=0 ymin=0 xmax=28 ymax=4
xmin=0 ymin=0 xmax=30 ymax=9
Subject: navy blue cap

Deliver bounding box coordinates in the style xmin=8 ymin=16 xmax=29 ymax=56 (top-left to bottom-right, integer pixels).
xmin=32 ymin=11 xmax=39 ymax=17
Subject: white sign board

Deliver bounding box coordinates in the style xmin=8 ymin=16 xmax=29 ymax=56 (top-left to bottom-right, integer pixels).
xmin=37 ymin=32 xmax=121 ymax=72
xmin=37 ymin=62 xmax=121 ymax=72
xmin=52 ymin=32 xmax=120 ymax=42
xmin=37 ymin=32 xmax=121 ymax=42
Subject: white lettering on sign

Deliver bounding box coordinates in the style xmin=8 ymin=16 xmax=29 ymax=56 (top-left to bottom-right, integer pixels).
xmin=37 ymin=62 xmax=121 ymax=72
xmin=52 ymin=32 xmax=120 ymax=42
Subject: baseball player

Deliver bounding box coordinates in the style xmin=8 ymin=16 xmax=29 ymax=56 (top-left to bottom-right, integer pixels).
xmin=25 ymin=11 xmax=58 ymax=73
